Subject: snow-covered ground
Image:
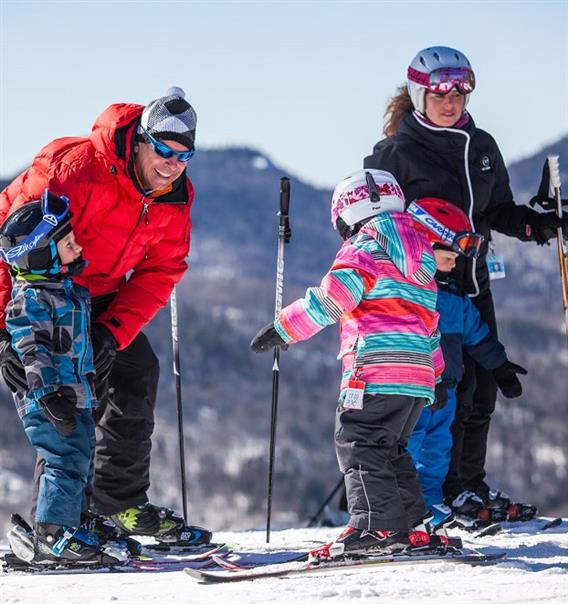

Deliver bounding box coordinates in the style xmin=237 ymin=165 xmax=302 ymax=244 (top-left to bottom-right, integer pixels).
xmin=1 ymin=519 xmax=567 ymax=604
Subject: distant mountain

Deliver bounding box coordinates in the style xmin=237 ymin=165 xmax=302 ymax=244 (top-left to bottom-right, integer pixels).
xmin=0 ymin=134 xmax=567 ymax=535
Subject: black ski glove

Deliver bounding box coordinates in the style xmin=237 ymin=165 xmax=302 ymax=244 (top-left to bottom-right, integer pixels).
xmin=525 ymin=211 xmax=564 ymax=245
xmin=493 ymin=360 xmax=527 ymax=399
xmin=39 ymin=391 xmax=77 ymax=437
xmin=250 ymin=323 xmax=288 ymax=353
xmin=92 ymin=323 xmax=117 ymax=382
xmin=0 ymin=327 xmax=27 ymax=394
xmin=429 ymin=382 xmax=448 ymax=411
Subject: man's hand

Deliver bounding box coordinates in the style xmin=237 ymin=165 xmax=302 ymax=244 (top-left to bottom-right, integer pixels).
xmin=0 ymin=328 xmax=26 ymax=393
xmin=39 ymin=391 xmax=77 ymax=437
xmin=92 ymin=323 xmax=117 ymax=382
xmin=250 ymin=323 xmax=287 ymax=353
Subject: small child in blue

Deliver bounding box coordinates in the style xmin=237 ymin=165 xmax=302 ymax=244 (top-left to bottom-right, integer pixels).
xmin=0 ymin=190 xmax=127 ymax=566
xmin=407 ymin=226 xmax=527 ymax=533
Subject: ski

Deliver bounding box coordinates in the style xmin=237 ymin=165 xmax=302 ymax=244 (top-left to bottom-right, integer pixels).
xmin=184 ymin=549 xmax=505 ymax=583
xmin=1 ymin=543 xmax=229 ymax=575
xmin=541 ymin=517 xmax=562 ymax=531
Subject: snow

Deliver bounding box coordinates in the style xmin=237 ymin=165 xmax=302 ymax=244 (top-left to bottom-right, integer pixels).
xmin=1 ymin=520 xmax=567 ymax=604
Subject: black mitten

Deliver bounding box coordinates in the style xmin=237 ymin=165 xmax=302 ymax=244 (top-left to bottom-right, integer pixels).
xmin=250 ymin=323 xmax=287 ymax=353
xmin=429 ymin=382 xmax=448 ymax=411
xmin=493 ymin=360 xmax=527 ymax=399
xmin=92 ymin=323 xmax=117 ymax=382
xmin=0 ymin=328 xmax=26 ymax=393
xmin=39 ymin=391 xmax=77 ymax=437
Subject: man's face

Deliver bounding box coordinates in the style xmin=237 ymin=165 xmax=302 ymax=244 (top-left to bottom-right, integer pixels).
xmin=133 ymin=138 xmax=189 ymax=191
xmin=433 ymin=248 xmax=459 ymax=272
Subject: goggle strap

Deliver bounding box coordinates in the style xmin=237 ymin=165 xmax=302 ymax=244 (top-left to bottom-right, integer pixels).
xmin=406 ymin=201 xmax=456 ymax=245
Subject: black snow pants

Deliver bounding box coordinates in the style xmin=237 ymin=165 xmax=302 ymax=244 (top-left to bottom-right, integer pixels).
xmin=335 ymin=393 xmax=428 ymax=531
xmin=32 ymin=294 xmax=160 ymax=517
xmin=443 ymin=288 xmax=499 ymax=501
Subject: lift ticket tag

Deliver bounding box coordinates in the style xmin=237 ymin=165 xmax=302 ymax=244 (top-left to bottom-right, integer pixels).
xmin=343 ymin=379 xmax=366 ymax=410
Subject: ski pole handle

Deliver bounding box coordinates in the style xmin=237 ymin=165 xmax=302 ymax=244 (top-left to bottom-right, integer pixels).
xmin=279 ymin=177 xmax=291 ymax=244
xmin=547 ymin=155 xmax=568 ymax=339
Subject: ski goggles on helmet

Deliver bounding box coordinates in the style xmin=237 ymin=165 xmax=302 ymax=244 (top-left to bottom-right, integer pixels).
xmin=140 ymin=126 xmax=195 ymax=163
xmin=406 ymin=201 xmax=484 ymax=258
xmin=407 ymin=66 xmax=476 ymax=95
xmin=0 ymin=190 xmax=71 ymax=264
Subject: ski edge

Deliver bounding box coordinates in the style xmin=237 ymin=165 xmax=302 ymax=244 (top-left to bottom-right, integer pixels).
xmin=184 ymin=551 xmax=506 ymax=583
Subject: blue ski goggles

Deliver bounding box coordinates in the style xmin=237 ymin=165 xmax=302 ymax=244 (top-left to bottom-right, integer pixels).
xmin=140 ymin=126 xmax=195 ymax=163
xmin=0 ymin=190 xmax=70 ymax=264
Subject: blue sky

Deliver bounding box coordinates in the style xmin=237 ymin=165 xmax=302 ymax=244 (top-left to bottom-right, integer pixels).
xmin=1 ymin=0 xmax=567 ymax=189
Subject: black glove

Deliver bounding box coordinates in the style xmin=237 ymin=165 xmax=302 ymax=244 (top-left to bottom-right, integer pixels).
xmin=429 ymin=382 xmax=448 ymax=411
xmin=493 ymin=360 xmax=527 ymax=399
xmin=91 ymin=323 xmax=117 ymax=382
xmin=525 ymin=211 xmax=563 ymax=245
xmin=0 ymin=327 xmax=27 ymax=393
xmin=250 ymin=323 xmax=287 ymax=353
xmin=39 ymin=391 xmax=77 ymax=437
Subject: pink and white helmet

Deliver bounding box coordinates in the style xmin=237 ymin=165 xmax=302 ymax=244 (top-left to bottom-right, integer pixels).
xmin=331 ymin=169 xmax=406 ymax=228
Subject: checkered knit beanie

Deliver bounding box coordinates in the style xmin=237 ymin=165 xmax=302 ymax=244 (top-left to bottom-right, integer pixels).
xmin=139 ymin=86 xmax=197 ymax=149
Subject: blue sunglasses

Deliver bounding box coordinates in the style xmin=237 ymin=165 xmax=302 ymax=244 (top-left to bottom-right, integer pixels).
xmin=140 ymin=126 xmax=195 ymax=163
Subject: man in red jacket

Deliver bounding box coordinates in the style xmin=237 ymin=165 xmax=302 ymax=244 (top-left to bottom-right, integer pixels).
xmin=0 ymin=87 xmax=208 ymax=542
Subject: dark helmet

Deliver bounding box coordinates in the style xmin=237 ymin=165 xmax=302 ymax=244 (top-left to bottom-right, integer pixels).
xmin=0 ymin=189 xmax=73 ymax=274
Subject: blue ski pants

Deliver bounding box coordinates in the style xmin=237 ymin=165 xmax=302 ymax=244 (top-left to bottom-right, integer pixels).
xmin=23 ymin=408 xmax=95 ymax=527
xmin=407 ymin=387 xmax=457 ymax=508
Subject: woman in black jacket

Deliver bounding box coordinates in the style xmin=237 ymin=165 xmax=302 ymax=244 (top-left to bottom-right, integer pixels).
xmin=364 ymin=45 xmax=564 ymax=520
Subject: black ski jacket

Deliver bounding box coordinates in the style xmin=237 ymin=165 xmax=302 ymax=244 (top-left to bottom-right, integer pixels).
xmin=364 ymin=111 xmax=536 ymax=296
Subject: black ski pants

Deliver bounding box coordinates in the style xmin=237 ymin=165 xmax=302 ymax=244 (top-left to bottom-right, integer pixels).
xmin=335 ymin=394 xmax=428 ymax=532
xmin=32 ymin=294 xmax=160 ymax=518
xmin=443 ymin=288 xmax=498 ymax=501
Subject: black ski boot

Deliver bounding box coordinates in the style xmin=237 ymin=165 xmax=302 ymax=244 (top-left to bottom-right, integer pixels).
xmin=448 ymin=490 xmax=485 ymax=518
xmin=109 ymin=502 xmax=212 ymax=547
xmin=81 ymin=511 xmax=142 ymax=555
xmin=7 ymin=514 xmax=129 ymax=566
xmin=478 ymin=488 xmax=538 ymax=522
xmin=309 ymin=523 xmax=432 ymax=562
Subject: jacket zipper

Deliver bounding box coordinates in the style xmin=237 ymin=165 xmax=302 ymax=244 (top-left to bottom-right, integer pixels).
xmin=412 ymin=112 xmax=480 ymax=297
xmin=138 ymin=198 xmax=150 ymax=226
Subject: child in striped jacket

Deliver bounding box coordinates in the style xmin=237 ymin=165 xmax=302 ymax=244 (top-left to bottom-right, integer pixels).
xmin=252 ymin=170 xmax=458 ymax=560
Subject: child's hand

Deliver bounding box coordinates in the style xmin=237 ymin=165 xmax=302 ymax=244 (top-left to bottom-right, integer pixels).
xmin=39 ymin=391 xmax=77 ymax=437
xmin=492 ymin=360 xmax=527 ymax=398
xmin=430 ymin=383 xmax=448 ymax=411
xmin=250 ymin=323 xmax=288 ymax=353
xmin=0 ymin=328 xmax=27 ymax=393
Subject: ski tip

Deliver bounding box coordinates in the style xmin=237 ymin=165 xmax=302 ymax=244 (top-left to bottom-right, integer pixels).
xmin=542 ymin=518 xmax=563 ymax=530
xmin=184 ymin=567 xmax=207 ymax=581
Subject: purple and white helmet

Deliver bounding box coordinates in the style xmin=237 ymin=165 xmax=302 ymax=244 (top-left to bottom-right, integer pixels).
xmin=331 ymin=169 xmax=406 ymax=228
xmin=407 ymin=46 xmax=475 ymax=115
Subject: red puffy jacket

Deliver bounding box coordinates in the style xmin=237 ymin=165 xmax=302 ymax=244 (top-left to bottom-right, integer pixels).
xmin=0 ymin=103 xmax=193 ymax=349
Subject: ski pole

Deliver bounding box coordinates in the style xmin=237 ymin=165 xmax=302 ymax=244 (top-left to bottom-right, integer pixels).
xmin=266 ymin=177 xmax=291 ymax=543
xmin=306 ymin=475 xmax=344 ymax=527
xmin=170 ymin=286 xmax=189 ymax=524
xmin=547 ymin=155 xmax=568 ymax=340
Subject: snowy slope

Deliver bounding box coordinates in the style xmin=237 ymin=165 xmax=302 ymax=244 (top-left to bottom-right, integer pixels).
xmin=1 ymin=520 xmax=566 ymax=604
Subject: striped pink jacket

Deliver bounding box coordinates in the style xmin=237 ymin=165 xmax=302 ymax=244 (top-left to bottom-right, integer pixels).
xmin=274 ymin=212 xmax=443 ymax=404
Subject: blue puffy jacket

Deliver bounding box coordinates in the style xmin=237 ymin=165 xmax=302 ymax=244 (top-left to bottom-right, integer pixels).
xmin=6 ymin=276 xmax=96 ymax=418
xmin=437 ymin=276 xmax=506 ymax=386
